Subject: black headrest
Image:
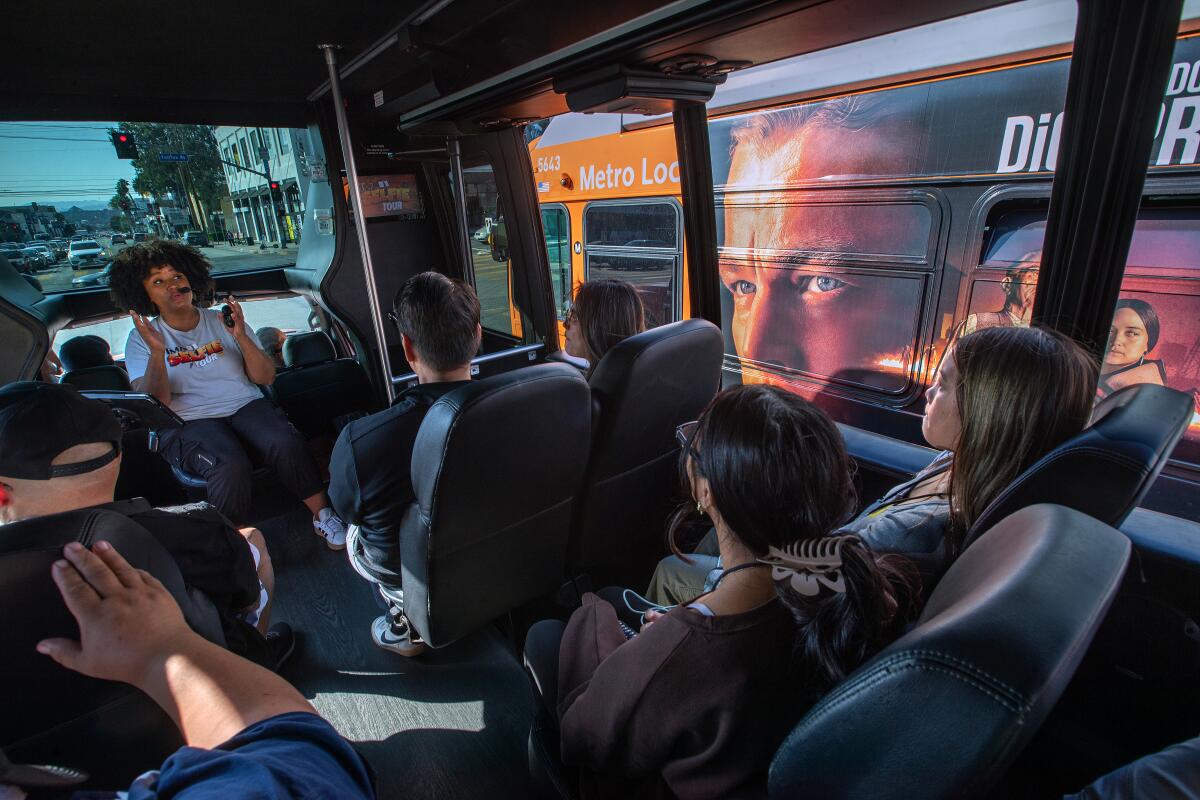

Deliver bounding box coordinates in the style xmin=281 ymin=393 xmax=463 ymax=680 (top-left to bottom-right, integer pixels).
xmin=769 ymin=504 xmax=1130 ymax=799
xmin=586 ymin=319 xmax=723 ymax=475
xmin=58 ymin=335 xmax=114 ymax=372
xmin=401 ymin=363 xmax=591 ymax=648
xmin=60 ymin=364 xmax=132 ymax=392
xmin=282 ymin=331 xmax=335 ymax=368
xmin=0 ymin=508 xmax=222 ymax=751
xmin=964 ymin=383 xmax=1193 ymax=549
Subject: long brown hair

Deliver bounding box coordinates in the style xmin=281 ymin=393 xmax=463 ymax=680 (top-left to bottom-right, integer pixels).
xmin=572 ymin=279 xmax=645 ymax=370
xmin=946 ymin=326 xmax=1098 ymax=553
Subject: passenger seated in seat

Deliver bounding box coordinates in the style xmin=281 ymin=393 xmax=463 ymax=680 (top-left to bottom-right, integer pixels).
xmin=0 ymin=381 xmax=289 ymax=663
xmin=646 ymin=326 xmax=1098 ymax=605
xmin=563 ymin=279 xmax=645 ymax=375
xmin=329 ymin=271 xmax=481 ymax=657
xmin=108 ymin=240 xmax=346 ymax=546
xmin=530 ymin=386 xmax=921 ymax=799
xmin=6 ymin=541 xmax=374 ymax=799
xmin=256 ymin=326 xmax=287 ymax=369
xmin=59 ymin=333 xmax=117 ymax=372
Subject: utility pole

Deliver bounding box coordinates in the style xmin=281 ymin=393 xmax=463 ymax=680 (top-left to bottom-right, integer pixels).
xmin=258 ymin=127 xmax=285 ymax=248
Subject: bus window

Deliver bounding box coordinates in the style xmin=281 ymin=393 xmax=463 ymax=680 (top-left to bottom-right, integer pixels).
xmin=541 ymin=204 xmax=571 ymax=319
xmin=452 ymin=161 xmax=520 ymax=336
xmin=583 ymin=200 xmax=681 ymax=328
xmin=715 ymin=192 xmax=937 ymax=394
xmin=966 ymin=205 xmax=1200 ymax=463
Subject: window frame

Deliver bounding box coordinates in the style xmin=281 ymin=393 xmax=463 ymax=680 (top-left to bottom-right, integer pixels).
xmin=715 ymin=185 xmax=947 ymax=401
xmin=582 ymin=196 xmax=684 ymax=325
xmin=964 ymin=177 xmax=1200 ymax=476
xmin=540 ymin=202 xmax=572 ymax=320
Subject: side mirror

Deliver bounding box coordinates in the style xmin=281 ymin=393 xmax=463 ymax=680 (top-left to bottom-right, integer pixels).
xmin=490 ymin=218 xmax=508 ymax=262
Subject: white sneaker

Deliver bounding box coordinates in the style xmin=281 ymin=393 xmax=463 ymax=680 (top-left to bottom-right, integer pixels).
xmin=313 ymin=510 xmax=347 ymax=550
xmin=371 ymin=614 xmax=427 ymax=657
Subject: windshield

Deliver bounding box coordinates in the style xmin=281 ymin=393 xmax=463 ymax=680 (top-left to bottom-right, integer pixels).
xmin=1 ymin=121 xmax=317 ymax=293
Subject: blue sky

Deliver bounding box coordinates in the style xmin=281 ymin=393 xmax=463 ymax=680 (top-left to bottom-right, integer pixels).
xmin=0 ymin=121 xmax=137 ymax=208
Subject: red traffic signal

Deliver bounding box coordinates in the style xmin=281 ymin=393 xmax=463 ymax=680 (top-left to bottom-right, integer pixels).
xmin=110 ymin=130 xmax=138 ymax=159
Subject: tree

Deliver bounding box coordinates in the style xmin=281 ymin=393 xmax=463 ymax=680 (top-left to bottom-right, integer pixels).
xmin=119 ymin=123 xmax=228 ymax=234
xmin=110 ymin=215 xmax=130 ymax=233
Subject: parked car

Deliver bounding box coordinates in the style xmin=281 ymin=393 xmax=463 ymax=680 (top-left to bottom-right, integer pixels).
xmin=71 ymin=262 xmax=112 ymax=287
xmin=68 ymin=239 xmax=106 ymax=267
xmin=181 ymin=230 xmax=208 ymax=247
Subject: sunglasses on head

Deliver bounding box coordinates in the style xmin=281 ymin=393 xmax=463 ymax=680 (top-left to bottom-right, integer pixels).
xmin=675 ymin=420 xmax=700 ymax=459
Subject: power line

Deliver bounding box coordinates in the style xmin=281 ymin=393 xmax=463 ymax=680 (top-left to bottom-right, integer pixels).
xmin=0 ymin=134 xmax=110 ymax=143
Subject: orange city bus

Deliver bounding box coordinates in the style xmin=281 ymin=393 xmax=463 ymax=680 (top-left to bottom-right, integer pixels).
xmin=524 ymin=31 xmax=1200 ymax=520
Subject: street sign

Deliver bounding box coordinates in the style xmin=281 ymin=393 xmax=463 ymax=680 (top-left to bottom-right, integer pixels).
xmin=158 ymin=153 xmax=189 ymax=163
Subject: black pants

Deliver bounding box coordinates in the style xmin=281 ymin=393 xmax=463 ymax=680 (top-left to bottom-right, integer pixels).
xmin=160 ymin=398 xmax=323 ymax=524
xmin=524 ymin=619 xmax=566 ymax=720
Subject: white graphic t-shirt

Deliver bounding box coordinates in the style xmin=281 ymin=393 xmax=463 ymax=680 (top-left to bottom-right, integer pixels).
xmin=124 ymin=307 xmax=266 ymax=421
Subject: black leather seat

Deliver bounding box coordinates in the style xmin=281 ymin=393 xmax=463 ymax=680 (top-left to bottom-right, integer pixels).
xmin=963 ymin=383 xmax=1193 ymax=550
xmin=271 ymin=331 xmax=376 ymax=438
xmin=569 ymin=319 xmax=723 ymax=589
xmin=398 ymin=363 xmax=591 ymax=648
xmin=0 ymin=508 xmax=224 ymax=787
xmin=60 ymin=364 xmax=133 ymax=391
xmin=768 ymin=504 xmax=1130 ymax=799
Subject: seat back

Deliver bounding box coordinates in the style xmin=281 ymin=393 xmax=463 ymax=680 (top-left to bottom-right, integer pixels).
xmin=570 ymin=319 xmax=723 ymax=588
xmin=769 ymin=504 xmax=1130 ymax=799
xmin=400 ymin=363 xmax=591 ymax=648
xmin=964 ymin=383 xmax=1193 ymax=550
xmin=273 ymin=331 xmax=376 ymax=437
xmin=61 ymin=364 xmax=132 ymax=391
xmin=0 ymin=508 xmax=223 ymax=785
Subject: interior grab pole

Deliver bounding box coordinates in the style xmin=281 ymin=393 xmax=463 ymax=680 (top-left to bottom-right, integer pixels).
xmin=319 ymin=43 xmax=396 ymax=404
xmin=447 ymin=137 xmax=476 ymax=287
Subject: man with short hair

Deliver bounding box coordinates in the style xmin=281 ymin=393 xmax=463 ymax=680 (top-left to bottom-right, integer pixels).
xmin=0 ymin=381 xmax=289 ymax=664
xmin=256 ymin=326 xmax=287 ymax=369
xmin=329 ymin=271 xmax=481 ymax=656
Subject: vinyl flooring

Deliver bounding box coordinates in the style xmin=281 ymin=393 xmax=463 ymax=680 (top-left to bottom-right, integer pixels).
xmin=256 ymin=507 xmax=535 ymax=800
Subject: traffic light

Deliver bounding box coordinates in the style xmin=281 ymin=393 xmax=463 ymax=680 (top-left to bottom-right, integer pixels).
xmin=269 ymin=181 xmax=283 ymax=203
xmin=110 ymin=130 xmax=138 ymax=159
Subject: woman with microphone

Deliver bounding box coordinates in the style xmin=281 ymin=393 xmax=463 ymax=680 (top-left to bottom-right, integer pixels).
xmin=109 ymin=240 xmax=346 ymax=546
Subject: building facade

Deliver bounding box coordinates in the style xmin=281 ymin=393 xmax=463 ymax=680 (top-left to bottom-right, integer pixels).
xmin=214 ymin=126 xmax=310 ymax=246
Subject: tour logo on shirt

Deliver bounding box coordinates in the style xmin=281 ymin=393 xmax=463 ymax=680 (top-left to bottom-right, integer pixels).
xmin=167 ymin=339 xmax=224 ymax=368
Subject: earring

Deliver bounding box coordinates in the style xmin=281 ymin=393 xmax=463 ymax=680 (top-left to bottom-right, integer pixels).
xmin=696 ymin=501 xmax=704 ymax=514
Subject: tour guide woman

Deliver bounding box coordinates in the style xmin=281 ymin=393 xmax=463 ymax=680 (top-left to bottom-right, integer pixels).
xmin=110 ymin=240 xmax=346 ymax=546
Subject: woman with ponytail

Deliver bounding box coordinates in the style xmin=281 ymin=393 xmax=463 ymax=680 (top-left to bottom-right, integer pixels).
xmin=529 ymin=385 xmax=921 ymax=799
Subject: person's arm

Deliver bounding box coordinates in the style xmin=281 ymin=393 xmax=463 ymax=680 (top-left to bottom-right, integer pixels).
xmin=36 ymin=540 xmax=313 ymax=750
xmin=128 ymin=313 xmax=172 ymax=406
xmin=227 ymin=297 xmax=276 ymax=386
xmin=557 ymin=593 xmax=681 ymax=776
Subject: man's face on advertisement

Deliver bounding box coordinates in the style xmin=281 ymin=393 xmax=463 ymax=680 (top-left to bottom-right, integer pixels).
xmin=721 ymin=111 xmax=918 ymax=387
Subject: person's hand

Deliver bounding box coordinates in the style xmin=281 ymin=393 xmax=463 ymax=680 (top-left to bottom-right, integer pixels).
xmin=640 ymin=608 xmax=665 ymax=633
xmin=130 ymin=311 xmax=166 ymax=354
xmin=36 ymin=541 xmax=197 ymax=687
xmin=226 ymin=296 xmax=247 ymax=335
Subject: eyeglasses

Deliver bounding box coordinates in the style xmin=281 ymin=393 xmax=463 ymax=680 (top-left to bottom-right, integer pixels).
xmin=387 ymin=310 xmax=400 ymax=329
xmin=563 ymin=305 xmax=576 ymax=325
xmin=675 ymin=420 xmax=700 ymax=460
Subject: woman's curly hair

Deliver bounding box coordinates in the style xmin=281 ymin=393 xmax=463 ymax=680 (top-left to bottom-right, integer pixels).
xmin=108 ymin=239 xmax=215 ymax=316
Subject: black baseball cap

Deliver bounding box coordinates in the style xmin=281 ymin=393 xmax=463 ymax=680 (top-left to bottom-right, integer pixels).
xmin=0 ymin=382 xmax=122 ymax=480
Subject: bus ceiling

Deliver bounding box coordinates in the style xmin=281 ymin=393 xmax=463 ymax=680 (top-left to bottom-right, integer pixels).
xmin=4 ymin=1 xmax=1016 ymax=129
